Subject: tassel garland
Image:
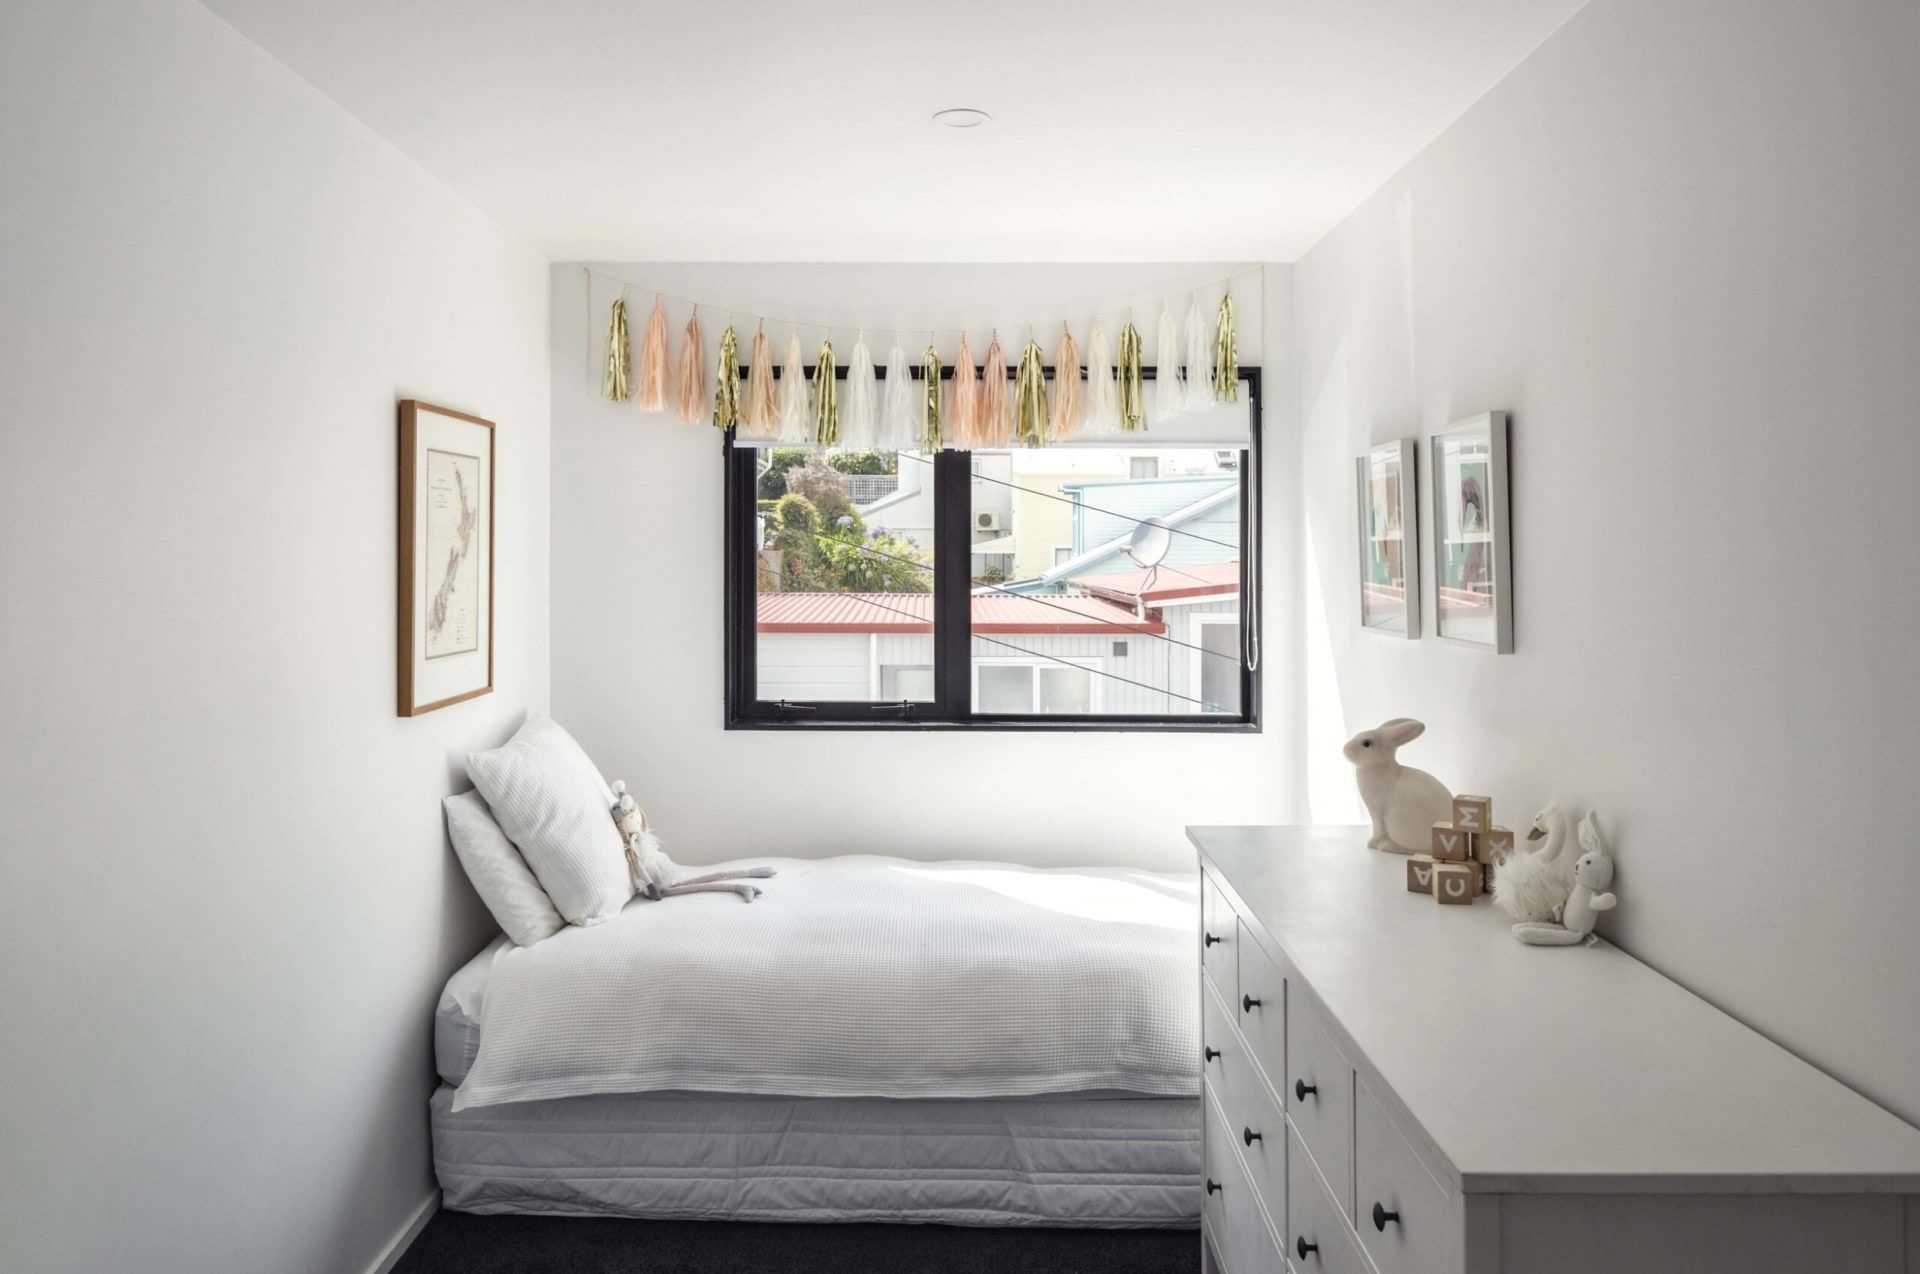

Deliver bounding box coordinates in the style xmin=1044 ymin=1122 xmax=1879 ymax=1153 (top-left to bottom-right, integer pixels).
xmin=1183 ymin=299 xmax=1213 ymax=410
xmin=949 ymin=336 xmax=979 ymax=448
xmin=1116 ymin=320 xmax=1146 ymax=431
xmin=841 ymin=335 xmax=878 ymax=449
xmin=675 ymin=310 xmax=705 ymax=424
xmin=777 ymin=332 xmax=809 ymax=442
xmin=1084 ymin=323 xmax=1119 ymax=436
xmin=1213 ymin=293 xmax=1238 ymax=402
xmin=1050 ymin=328 xmax=1083 ymax=439
xmin=1153 ymin=306 xmax=1183 ymax=423
xmin=978 ymin=334 xmax=1010 ymax=447
xmin=637 ymin=297 xmax=670 ymax=412
xmin=744 ymin=322 xmax=777 ymax=436
xmin=813 ymin=340 xmax=839 ymax=446
xmin=920 ymin=345 xmax=943 ymax=450
xmin=1014 ymin=338 xmax=1048 ymax=448
xmin=882 ymin=342 xmax=917 ymax=451
xmin=711 ymin=324 xmax=741 ymax=431
xmin=602 ymin=297 xmax=631 ymax=402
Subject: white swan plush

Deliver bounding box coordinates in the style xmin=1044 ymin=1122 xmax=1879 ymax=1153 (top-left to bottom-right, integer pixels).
xmin=1512 ymin=812 xmax=1616 ymax=946
xmin=1492 ymin=806 xmax=1577 ymax=923
xmin=1343 ymin=718 xmax=1454 ymax=855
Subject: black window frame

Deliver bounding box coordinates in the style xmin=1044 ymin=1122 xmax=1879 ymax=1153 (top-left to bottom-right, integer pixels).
xmin=724 ymin=364 xmax=1262 ymax=732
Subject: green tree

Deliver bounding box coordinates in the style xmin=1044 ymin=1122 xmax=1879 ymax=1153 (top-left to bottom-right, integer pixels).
xmin=760 ymin=492 xmax=931 ymax=594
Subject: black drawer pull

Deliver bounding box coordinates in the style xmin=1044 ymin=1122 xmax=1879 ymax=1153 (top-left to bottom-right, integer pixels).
xmin=1242 ymin=1126 xmax=1262 ymax=1147
xmin=1203 ymin=1047 xmax=1220 ymax=1063
xmin=1295 ymin=1078 xmax=1317 ymax=1101
xmin=1241 ymin=994 xmax=1261 ymax=1013
xmin=1372 ymin=1201 xmax=1401 ymax=1231
xmin=1296 ymin=1236 xmax=1319 ymax=1259
xmin=1205 ymin=1178 xmax=1221 ymax=1196
xmin=1204 ymin=932 xmax=1223 ymax=947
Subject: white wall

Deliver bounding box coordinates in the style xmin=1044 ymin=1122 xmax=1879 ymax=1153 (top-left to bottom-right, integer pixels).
xmin=1291 ymin=0 xmax=1920 ymax=1125
xmin=0 ymin=3 xmax=549 ymax=1271
xmin=552 ymin=264 xmax=1300 ymax=872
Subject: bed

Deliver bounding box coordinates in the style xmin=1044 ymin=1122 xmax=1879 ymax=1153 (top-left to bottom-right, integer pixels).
xmin=431 ymin=854 xmax=1203 ymax=1226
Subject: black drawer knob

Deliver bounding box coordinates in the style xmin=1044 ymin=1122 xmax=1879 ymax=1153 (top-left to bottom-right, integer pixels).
xmin=1296 ymin=1236 xmax=1319 ymax=1259
xmin=1203 ymin=1047 xmax=1220 ymax=1063
xmin=1372 ymin=1201 xmax=1401 ymax=1231
xmin=1295 ymin=1078 xmax=1317 ymax=1101
xmin=1242 ymin=1126 xmax=1262 ymax=1147
xmin=1204 ymin=932 xmax=1223 ymax=947
xmin=1241 ymin=994 xmax=1261 ymax=1013
xmin=1205 ymin=1178 xmax=1222 ymax=1196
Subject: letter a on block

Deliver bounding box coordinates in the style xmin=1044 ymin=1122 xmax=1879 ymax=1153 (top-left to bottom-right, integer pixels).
xmin=1406 ymin=855 xmax=1438 ymax=894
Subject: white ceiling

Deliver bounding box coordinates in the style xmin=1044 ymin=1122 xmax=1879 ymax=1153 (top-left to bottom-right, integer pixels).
xmin=200 ymin=0 xmax=1587 ymax=263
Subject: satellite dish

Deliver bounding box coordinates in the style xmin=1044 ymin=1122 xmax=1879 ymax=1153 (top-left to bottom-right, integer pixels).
xmin=1125 ymin=517 xmax=1173 ymax=569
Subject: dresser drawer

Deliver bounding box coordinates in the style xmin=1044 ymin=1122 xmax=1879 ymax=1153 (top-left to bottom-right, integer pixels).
xmin=1354 ymin=1079 xmax=1463 ymax=1274
xmin=1285 ymin=990 xmax=1355 ymax=1222
xmin=1215 ymin=1013 xmax=1287 ymax=1242
xmin=1201 ymin=875 xmax=1238 ymax=1007
xmin=1206 ymin=1085 xmax=1286 ymax=1274
xmin=1286 ymin=1125 xmax=1371 ymax=1274
xmin=1202 ymin=978 xmax=1236 ymax=1091
xmin=1236 ymin=932 xmax=1286 ymax=1108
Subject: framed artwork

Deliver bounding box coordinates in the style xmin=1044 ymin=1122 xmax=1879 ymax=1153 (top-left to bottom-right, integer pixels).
xmin=398 ymin=400 xmax=494 ymax=715
xmin=1429 ymin=411 xmax=1512 ymax=652
xmin=1355 ymin=439 xmax=1419 ymax=638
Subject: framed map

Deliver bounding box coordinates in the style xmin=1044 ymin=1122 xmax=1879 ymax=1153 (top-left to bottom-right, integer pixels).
xmin=399 ymin=400 xmax=494 ymax=715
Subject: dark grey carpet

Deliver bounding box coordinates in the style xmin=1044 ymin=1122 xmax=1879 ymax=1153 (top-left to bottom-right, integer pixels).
xmin=392 ymin=1212 xmax=1200 ymax=1274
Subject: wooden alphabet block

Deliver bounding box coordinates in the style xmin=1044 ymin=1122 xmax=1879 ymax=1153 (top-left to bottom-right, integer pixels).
xmin=1451 ymin=796 xmax=1493 ymax=833
xmin=1405 ymin=854 xmax=1439 ymax=894
xmin=1431 ymin=823 xmax=1472 ymax=862
xmin=1432 ymin=861 xmax=1481 ymax=905
xmin=1477 ymin=825 xmax=1516 ymax=864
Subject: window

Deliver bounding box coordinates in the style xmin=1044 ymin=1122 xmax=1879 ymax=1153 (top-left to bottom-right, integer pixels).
xmin=725 ymin=367 xmax=1261 ymax=730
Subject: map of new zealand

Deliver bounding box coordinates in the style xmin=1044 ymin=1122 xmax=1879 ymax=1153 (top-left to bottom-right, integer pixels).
xmin=424 ymin=448 xmax=481 ymax=659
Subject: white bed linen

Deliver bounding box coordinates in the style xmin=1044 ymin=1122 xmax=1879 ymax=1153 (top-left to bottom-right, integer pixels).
xmin=431 ymin=1085 xmax=1201 ymax=1227
xmin=453 ymin=856 xmax=1200 ymax=1110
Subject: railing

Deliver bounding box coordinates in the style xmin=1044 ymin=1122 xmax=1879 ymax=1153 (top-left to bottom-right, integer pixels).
xmin=848 ymin=474 xmax=900 ymax=505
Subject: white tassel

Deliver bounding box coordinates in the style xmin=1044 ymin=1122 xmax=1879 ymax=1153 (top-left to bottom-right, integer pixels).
xmin=776 ymin=332 xmax=810 ymax=443
xmin=1084 ymin=323 xmax=1119 ymax=436
xmin=1183 ymin=299 xmax=1213 ymax=410
xmin=841 ymin=335 xmax=878 ymax=450
xmin=881 ymin=341 xmax=917 ymax=451
xmin=1153 ymin=306 xmax=1183 ymax=424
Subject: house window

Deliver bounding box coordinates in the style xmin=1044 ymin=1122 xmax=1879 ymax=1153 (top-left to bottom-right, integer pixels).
xmin=724 ymin=367 xmax=1262 ymax=731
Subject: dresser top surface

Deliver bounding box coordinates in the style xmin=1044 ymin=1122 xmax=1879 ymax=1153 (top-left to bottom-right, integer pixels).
xmin=1190 ymin=824 xmax=1920 ymax=1194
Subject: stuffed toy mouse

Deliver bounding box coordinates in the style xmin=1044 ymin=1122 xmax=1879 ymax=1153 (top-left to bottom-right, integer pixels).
xmin=610 ymin=780 xmax=774 ymax=903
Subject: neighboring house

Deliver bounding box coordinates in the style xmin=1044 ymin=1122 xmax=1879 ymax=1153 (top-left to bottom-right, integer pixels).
xmin=1007 ymin=478 xmax=1240 ymax=595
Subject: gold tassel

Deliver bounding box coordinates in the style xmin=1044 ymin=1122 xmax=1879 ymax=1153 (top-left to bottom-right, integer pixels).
xmin=1213 ymin=292 xmax=1239 ymax=402
xmin=602 ymin=297 xmax=631 ymax=401
xmin=1117 ymin=319 xmax=1146 ymax=431
xmin=814 ymin=339 xmax=838 ymax=446
xmin=920 ymin=345 xmax=943 ymax=450
xmin=712 ymin=324 xmax=741 ymax=431
xmin=1014 ymin=338 xmax=1049 ymax=447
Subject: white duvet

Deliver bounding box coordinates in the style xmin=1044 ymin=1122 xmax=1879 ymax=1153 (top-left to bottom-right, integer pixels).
xmin=453 ymin=856 xmax=1201 ymax=1111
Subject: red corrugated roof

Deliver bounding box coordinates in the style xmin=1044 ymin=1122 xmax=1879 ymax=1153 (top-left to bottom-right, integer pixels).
xmin=1075 ymin=559 xmax=1240 ymax=604
xmin=756 ymin=592 xmax=1165 ymax=635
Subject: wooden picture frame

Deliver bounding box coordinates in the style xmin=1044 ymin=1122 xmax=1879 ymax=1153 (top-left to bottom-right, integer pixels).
xmin=1356 ymin=438 xmax=1420 ymax=638
xmin=1429 ymin=411 xmax=1512 ymax=652
xmin=398 ymin=400 xmax=495 ymax=715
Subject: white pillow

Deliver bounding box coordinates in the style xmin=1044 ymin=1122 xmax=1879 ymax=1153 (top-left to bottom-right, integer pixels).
xmin=443 ymin=791 xmax=566 ymax=946
xmin=465 ymin=714 xmax=632 ymax=926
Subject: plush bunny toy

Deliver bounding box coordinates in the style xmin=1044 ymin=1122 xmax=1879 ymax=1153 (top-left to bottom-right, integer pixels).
xmin=610 ymin=780 xmax=774 ymax=903
xmin=1343 ymin=718 xmax=1454 ymax=854
xmin=1512 ymin=812 xmax=1616 ymax=945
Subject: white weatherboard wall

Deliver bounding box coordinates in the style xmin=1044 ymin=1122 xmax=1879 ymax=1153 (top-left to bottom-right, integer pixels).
xmin=552 ymin=264 xmax=1300 ymax=872
xmin=0 ymin=3 xmax=548 ymax=1272
xmin=1292 ymin=0 xmax=1920 ymax=1128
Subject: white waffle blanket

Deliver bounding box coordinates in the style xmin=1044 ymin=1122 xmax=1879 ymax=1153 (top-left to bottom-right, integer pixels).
xmin=452 ymin=856 xmax=1201 ymax=1111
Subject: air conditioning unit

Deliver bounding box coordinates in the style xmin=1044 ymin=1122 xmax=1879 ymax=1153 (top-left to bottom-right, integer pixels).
xmin=975 ymin=512 xmax=1004 ymax=532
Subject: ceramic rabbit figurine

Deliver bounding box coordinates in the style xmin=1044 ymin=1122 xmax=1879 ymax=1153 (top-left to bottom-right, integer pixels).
xmin=1343 ymin=718 xmax=1454 ymax=854
xmin=1513 ymin=812 xmax=1616 ymax=945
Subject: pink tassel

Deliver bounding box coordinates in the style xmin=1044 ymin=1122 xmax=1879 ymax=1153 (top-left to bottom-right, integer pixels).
xmin=743 ymin=321 xmax=777 ymax=437
xmin=636 ymin=297 xmax=669 ymax=412
xmin=949 ymin=336 xmax=978 ymax=448
xmin=675 ymin=309 xmax=705 ymax=425
xmin=978 ymin=334 xmax=1010 ymax=447
xmin=1051 ymin=328 xmax=1083 ymax=439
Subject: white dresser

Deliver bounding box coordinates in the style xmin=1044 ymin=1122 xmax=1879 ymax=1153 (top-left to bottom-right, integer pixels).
xmin=1194 ymin=825 xmax=1920 ymax=1274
